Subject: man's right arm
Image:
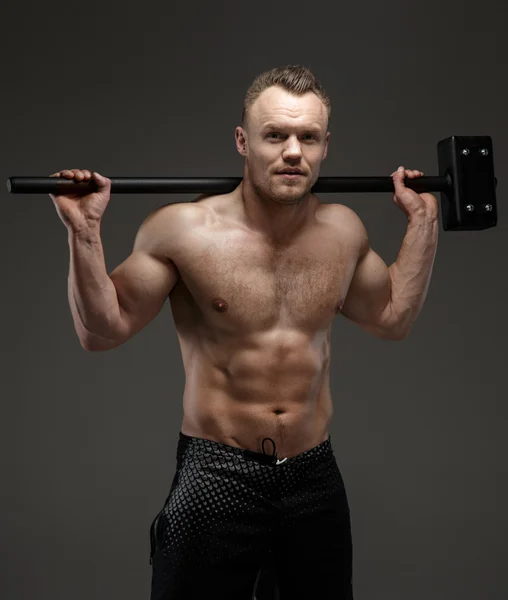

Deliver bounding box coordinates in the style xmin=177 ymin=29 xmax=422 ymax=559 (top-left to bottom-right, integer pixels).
xmin=68 ymin=203 xmax=202 ymax=351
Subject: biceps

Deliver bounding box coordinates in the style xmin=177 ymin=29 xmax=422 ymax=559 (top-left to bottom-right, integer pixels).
xmin=109 ymin=251 xmax=179 ymax=341
xmin=341 ymin=248 xmax=392 ymax=332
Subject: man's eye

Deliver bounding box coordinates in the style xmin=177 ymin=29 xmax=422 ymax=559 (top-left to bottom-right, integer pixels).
xmin=267 ymin=133 xmax=315 ymax=140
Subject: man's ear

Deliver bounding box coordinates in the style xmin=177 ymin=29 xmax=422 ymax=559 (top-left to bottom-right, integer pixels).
xmin=322 ymin=131 xmax=331 ymax=161
xmin=235 ymin=127 xmax=248 ymax=156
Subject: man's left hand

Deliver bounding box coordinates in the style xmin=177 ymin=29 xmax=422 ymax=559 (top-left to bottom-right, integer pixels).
xmin=391 ymin=166 xmax=439 ymax=222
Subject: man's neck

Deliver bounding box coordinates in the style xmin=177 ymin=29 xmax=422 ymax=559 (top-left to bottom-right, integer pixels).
xmin=238 ymin=178 xmax=317 ymax=245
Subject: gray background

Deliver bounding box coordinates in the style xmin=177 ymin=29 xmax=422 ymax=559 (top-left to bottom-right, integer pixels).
xmin=1 ymin=0 xmax=507 ymax=598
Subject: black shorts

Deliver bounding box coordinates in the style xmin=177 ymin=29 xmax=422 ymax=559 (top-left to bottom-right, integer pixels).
xmin=149 ymin=432 xmax=353 ymax=600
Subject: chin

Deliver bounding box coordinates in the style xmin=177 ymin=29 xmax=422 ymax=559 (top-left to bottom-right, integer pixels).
xmin=272 ymin=186 xmax=310 ymax=205
xmin=251 ymin=175 xmax=309 ymax=204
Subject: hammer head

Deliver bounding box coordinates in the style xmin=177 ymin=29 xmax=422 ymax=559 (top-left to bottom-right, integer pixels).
xmin=438 ymin=136 xmax=497 ymax=231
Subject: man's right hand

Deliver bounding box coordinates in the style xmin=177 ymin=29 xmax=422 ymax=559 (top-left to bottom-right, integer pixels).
xmin=49 ymin=169 xmax=112 ymax=233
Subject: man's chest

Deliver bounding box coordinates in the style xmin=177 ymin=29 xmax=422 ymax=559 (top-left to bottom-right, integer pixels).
xmin=169 ymin=217 xmax=361 ymax=330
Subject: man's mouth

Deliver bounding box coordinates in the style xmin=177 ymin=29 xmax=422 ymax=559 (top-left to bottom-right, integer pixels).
xmin=277 ymin=170 xmax=304 ymax=176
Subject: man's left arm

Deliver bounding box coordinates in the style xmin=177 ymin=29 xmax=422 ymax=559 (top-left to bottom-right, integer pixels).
xmin=340 ymin=167 xmax=440 ymax=340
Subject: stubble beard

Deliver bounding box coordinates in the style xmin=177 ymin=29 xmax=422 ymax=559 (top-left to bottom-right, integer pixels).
xmin=252 ymin=173 xmax=313 ymax=206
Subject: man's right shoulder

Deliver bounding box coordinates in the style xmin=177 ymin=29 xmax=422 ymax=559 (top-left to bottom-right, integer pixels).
xmin=135 ymin=199 xmax=210 ymax=256
xmin=143 ymin=199 xmax=209 ymax=231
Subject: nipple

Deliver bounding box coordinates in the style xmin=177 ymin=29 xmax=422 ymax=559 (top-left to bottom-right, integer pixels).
xmin=336 ymin=299 xmax=344 ymax=313
xmin=212 ymin=297 xmax=229 ymax=312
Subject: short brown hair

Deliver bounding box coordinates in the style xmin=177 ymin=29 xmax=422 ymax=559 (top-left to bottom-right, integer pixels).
xmin=242 ymin=65 xmax=331 ymax=129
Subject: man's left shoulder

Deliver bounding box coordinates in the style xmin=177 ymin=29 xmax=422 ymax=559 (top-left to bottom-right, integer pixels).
xmin=319 ymin=202 xmax=368 ymax=242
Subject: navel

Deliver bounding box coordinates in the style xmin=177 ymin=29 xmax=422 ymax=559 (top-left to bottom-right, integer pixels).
xmin=212 ymin=297 xmax=229 ymax=312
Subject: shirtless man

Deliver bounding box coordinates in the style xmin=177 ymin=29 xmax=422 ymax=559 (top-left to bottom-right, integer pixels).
xmin=50 ymin=66 xmax=439 ymax=599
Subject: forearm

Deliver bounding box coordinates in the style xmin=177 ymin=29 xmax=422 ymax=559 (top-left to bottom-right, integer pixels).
xmin=67 ymin=226 xmax=122 ymax=346
xmin=386 ymin=216 xmax=439 ymax=337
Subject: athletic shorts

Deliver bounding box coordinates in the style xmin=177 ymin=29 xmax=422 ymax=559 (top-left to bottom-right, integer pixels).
xmin=149 ymin=431 xmax=354 ymax=600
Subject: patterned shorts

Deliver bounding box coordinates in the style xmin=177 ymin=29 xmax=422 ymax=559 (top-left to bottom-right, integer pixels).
xmin=149 ymin=431 xmax=353 ymax=600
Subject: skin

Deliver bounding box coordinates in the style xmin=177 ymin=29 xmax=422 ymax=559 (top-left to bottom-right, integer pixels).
xmin=165 ymin=87 xmax=420 ymax=458
xmin=234 ymin=86 xmax=331 ymax=245
xmin=64 ymin=87 xmax=428 ymax=460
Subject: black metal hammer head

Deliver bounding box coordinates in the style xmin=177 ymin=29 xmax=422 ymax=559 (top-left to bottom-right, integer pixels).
xmin=438 ymin=136 xmax=497 ymax=231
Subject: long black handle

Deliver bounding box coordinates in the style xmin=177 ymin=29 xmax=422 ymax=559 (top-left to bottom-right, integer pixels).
xmin=6 ymin=175 xmax=454 ymax=195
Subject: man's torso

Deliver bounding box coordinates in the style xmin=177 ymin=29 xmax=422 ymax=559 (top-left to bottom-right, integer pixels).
xmin=162 ymin=191 xmax=363 ymax=458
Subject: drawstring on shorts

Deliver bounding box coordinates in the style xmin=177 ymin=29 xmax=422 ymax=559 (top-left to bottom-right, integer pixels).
xmin=262 ymin=437 xmax=288 ymax=465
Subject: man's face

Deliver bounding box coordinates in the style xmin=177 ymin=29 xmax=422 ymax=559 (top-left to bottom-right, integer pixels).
xmin=236 ymin=86 xmax=330 ymax=205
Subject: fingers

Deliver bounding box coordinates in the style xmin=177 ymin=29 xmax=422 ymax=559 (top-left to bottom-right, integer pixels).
xmin=63 ymin=169 xmax=93 ymax=180
xmin=405 ymin=169 xmax=424 ymax=178
xmin=50 ymin=169 xmax=94 ymax=179
xmin=391 ymin=167 xmax=425 ymax=178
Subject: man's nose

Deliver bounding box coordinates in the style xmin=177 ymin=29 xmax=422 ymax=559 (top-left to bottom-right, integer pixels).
xmin=283 ymin=140 xmax=302 ymax=158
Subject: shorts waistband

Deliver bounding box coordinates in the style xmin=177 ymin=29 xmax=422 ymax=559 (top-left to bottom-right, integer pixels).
xmin=178 ymin=431 xmax=332 ymax=466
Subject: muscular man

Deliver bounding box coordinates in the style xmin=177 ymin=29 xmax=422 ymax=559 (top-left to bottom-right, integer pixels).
xmin=50 ymin=66 xmax=439 ymax=600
